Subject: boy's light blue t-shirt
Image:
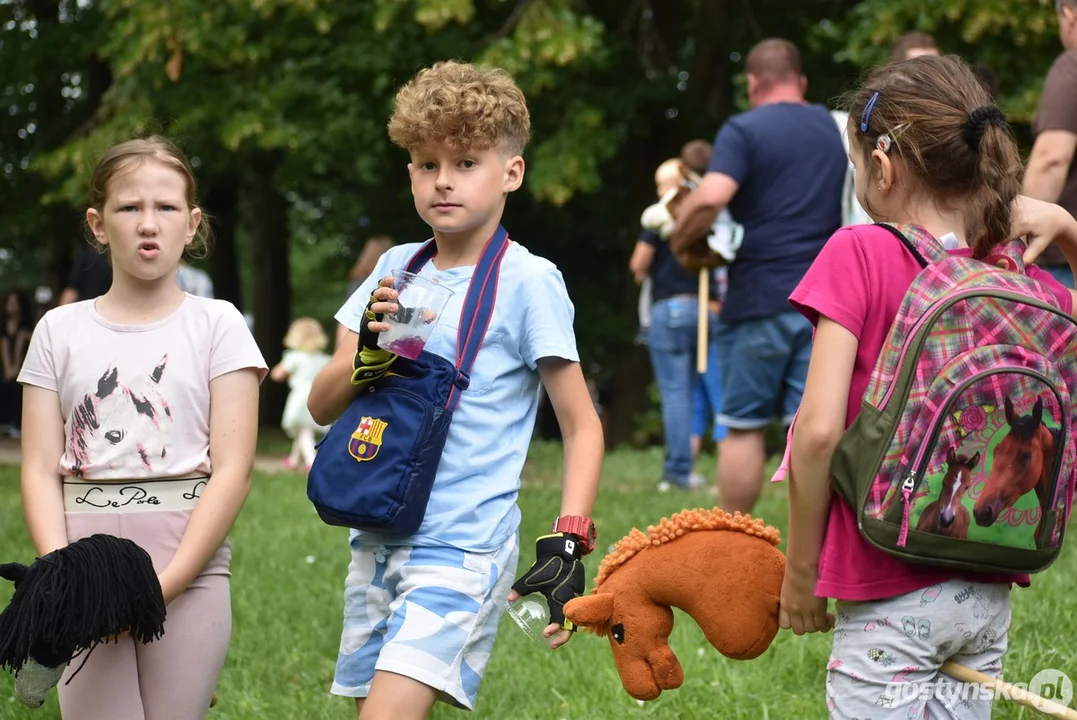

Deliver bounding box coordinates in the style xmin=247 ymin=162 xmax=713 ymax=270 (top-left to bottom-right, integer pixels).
xmin=336 ymin=239 xmax=580 ymax=553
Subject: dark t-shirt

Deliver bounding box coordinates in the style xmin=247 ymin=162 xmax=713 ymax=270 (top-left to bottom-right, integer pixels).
xmin=707 ymin=102 xmax=846 ymax=323
xmin=67 ymin=244 xmax=112 ymax=300
xmin=1032 ymin=48 xmax=1077 ymax=267
xmin=641 ymin=230 xmax=717 ymax=301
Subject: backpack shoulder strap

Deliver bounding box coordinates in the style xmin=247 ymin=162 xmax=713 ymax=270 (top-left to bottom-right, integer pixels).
xmin=874 ymin=222 xmax=948 ymax=268
xmin=449 ymin=225 xmax=510 ymax=410
xmin=876 ymin=223 xmax=1030 ymax=275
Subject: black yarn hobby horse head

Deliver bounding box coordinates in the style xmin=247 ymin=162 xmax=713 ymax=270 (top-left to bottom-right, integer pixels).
xmin=0 ymin=534 xmax=167 ymax=707
xmin=0 ymin=562 xmax=27 ymax=585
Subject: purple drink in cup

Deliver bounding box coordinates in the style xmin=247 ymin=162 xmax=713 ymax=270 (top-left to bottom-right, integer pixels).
xmin=377 ymin=270 xmax=454 ymax=360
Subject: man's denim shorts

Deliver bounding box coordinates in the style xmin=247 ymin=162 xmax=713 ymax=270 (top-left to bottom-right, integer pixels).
xmin=713 ymin=311 xmax=814 ymax=430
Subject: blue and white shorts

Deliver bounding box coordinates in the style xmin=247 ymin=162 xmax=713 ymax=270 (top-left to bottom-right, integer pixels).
xmin=331 ymin=533 xmax=520 ymax=710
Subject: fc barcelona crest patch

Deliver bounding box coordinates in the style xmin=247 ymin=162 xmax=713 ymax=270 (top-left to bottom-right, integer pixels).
xmin=349 ymin=416 xmax=388 ymax=462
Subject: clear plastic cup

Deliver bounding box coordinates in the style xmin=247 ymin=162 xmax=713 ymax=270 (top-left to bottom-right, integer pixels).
xmin=377 ymin=270 xmax=455 ymax=360
xmin=493 ymin=595 xmax=554 ymax=652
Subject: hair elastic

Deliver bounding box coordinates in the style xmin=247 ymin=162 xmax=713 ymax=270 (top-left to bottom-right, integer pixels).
xmin=963 ymin=106 xmax=1007 ymax=151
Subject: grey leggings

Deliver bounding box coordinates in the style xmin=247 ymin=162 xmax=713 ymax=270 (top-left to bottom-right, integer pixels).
xmin=58 ymin=510 xmax=232 ymax=720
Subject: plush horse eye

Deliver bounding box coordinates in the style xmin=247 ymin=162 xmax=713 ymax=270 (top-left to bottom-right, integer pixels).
xmin=104 ymin=430 xmax=125 ymax=445
xmin=611 ymin=623 xmax=625 ymax=644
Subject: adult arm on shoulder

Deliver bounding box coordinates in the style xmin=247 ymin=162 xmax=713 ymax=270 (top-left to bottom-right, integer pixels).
xmin=157 ymin=367 xmax=260 ymax=606
xmin=536 ymin=357 xmax=604 ymax=520
xmin=669 ymin=172 xmax=739 ymax=256
xmin=1012 ymin=194 xmax=1077 ymax=309
xmin=20 ymin=386 xmax=68 ymax=556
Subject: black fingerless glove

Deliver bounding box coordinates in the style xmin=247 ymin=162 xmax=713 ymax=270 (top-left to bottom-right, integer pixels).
xmin=350 ymin=291 xmax=398 ymax=387
xmin=510 ymin=533 xmax=586 ymax=631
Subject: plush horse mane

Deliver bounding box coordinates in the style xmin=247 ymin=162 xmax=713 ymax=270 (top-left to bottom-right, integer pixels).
xmin=593 ymin=508 xmax=781 ymax=588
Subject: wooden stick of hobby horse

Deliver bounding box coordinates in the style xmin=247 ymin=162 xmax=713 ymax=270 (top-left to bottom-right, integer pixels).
xmin=697 ymin=268 xmax=708 ymax=374
xmin=941 ymin=661 xmax=1077 ymax=719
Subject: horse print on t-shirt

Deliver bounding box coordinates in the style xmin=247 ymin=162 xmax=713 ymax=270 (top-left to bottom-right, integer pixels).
xmin=69 ymin=355 xmax=173 ymax=476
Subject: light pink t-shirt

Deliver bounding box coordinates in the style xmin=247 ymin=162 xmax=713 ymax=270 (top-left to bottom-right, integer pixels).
xmin=789 ymin=225 xmax=1073 ymax=602
xmin=18 ymin=295 xmax=268 ymax=481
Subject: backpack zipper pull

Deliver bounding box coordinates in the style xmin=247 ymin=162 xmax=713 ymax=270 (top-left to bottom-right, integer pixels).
xmin=897 ymin=471 xmax=917 ymax=547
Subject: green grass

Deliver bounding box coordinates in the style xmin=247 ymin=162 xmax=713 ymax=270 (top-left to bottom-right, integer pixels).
xmin=0 ymin=443 xmax=1074 ymax=719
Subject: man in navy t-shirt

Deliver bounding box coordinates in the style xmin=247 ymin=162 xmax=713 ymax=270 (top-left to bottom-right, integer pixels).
xmin=671 ymin=38 xmax=846 ymax=515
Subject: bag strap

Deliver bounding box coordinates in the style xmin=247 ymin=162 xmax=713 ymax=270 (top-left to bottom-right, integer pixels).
xmin=403 ymin=225 xmax=511 ymax=411
xmin=875 ymin=222 xmax=1029 ymax=273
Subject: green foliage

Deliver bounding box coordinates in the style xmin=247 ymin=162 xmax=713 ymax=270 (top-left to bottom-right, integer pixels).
xmin=4 ymin=0 xmax=1074 ymax=440
xmin=821 ymin=0 xmax=1065 ymax=122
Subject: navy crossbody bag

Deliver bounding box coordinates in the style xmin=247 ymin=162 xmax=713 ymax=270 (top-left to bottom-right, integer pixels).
xmin=307 ymin=226 xmax=509 ymax=537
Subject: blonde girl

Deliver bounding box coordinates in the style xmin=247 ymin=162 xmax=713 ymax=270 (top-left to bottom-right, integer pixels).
xmin=270 ymin=317 xmax=331 ymax=471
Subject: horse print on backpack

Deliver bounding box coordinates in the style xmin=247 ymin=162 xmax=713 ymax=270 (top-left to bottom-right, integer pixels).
xmin=908 ymin=392 xmax=1061 ymax=552
xmin=826 ymin=224 xmax=1077 ymax=575
xmin=915 ymin=447 xmax=980 ymax=540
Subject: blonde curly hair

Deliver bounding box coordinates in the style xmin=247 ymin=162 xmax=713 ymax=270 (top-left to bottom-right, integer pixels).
xmin=283 ymin=317 xmax=328 ymax=353
xmin=388 ymin=61 xmax=531 ymax=156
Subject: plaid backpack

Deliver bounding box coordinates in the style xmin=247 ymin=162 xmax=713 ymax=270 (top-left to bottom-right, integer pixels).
xmin=778 ymin=223 xmax=1077 ymax=575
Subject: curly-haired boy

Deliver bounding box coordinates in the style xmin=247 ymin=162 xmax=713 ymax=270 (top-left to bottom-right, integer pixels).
xmin=307 ymin=61 xmax=605 ymax=719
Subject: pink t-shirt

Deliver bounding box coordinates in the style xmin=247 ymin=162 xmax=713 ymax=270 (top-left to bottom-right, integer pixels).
xmin=789 ymin=224 xmax=1073 ymax=602
xmin=18 ymin=295 xmax=268 ymax=481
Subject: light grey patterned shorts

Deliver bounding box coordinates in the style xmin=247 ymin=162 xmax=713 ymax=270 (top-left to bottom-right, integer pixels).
xmin=826 ymin=580 xmax=1011 ymax=719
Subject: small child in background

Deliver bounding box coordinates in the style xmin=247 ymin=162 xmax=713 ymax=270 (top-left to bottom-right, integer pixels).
xmin=631 ymin=141 xmax=730 ymax=490
xmin=270 ymin=317 xmax=332 ymax=471
xmin=669 ymin=141 xmax=731 ymax=472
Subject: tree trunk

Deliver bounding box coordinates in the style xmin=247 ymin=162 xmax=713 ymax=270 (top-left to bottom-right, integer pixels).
xmin=601 ymin=111 xmax=671 ymax=449
xmin=248 ymin=152 xmax=291 ymax=426
xmin=203 ymin=177 xmax=241 ymax=309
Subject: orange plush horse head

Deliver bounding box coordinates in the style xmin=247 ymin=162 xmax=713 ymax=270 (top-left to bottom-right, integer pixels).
xmin=563 ymin=508 xmax=786 ymax=701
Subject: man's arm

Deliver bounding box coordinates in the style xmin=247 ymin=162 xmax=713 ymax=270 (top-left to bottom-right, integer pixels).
xmin=1023 ymin=130 xmax=1077 ymax=202
xmin=628 ymin=241 xmax=655 ymax=284
xmin=669 ymin=172 xmax=739 ymax=255
xmin=1025 ymin=52 xmax=1077 ymax=202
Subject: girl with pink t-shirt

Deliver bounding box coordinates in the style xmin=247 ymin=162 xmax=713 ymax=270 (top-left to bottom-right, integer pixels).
xmin=17 ymin=137 xmax=267 ymax=718
xmin=777 ymin=55 xmax=1077 ymax=718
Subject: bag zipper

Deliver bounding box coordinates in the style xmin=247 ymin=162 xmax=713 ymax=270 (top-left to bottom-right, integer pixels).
xmin=877 ymin=289 xmax=1075 ymax=411
xmin=895 ymin=367 xmax=1065 ymax=547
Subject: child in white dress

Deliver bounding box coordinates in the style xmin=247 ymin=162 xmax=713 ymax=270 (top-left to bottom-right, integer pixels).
xmin=270 ymin=317 xmax=331 ymax=471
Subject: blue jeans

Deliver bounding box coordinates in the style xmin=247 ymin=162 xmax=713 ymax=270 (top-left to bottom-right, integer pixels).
xmin=692 ymin=341 xmax=728 ymax=442
xmin=647 ymin=297 xmax=722 ymax=486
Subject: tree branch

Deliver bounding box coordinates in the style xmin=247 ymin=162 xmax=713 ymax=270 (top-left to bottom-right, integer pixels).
xmin=485 ymin=0 xmax=537 ymax=42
